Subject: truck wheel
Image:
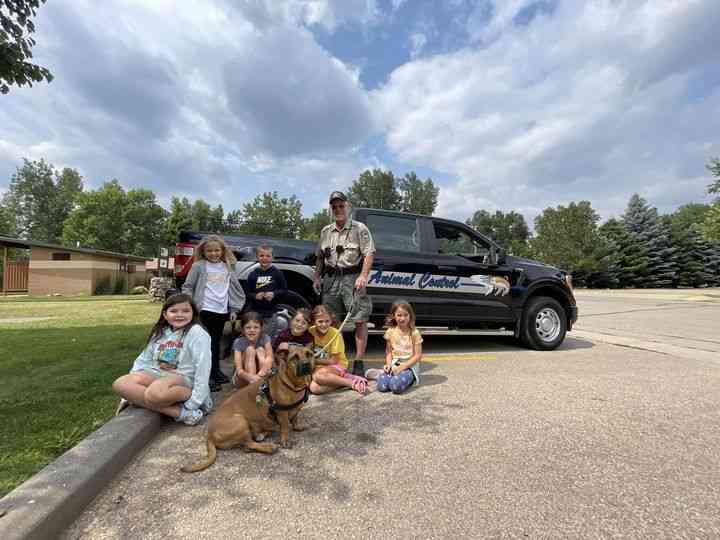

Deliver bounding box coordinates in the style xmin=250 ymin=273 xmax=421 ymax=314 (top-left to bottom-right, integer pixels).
xmin=273 ymin=291 xmax=312 ymax=331
xmin=520 ymin=296 xmax=567 ymax=351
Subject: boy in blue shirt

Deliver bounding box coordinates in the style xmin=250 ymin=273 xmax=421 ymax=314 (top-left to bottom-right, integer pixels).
xmin=246 ymin=244 xmax=288 ymax=337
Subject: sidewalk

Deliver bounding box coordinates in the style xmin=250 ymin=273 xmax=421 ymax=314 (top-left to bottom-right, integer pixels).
xmin=0 ymin=407 xmax=164 ymax=540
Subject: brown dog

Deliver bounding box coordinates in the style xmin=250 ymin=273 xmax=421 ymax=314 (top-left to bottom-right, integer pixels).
xmin=181 ymin=346 xmax=314 ymax=473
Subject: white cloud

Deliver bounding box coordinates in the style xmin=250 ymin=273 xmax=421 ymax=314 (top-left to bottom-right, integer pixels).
xmin=375 ymin=0 xmax=720 ymax=222
xmin=0 ymin=0 xmax=378 ymax=214
xmin=409 ymin=33 xmax=427 ymax=59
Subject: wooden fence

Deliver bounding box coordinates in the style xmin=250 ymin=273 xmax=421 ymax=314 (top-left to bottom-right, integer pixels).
xmin=1 ymin=260 xmax=29 ymax=293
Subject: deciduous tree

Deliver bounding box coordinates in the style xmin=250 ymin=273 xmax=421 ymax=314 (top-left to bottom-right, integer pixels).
xmin=347 ymin=169 xmax=402 ymax=210
xmin=704 ymin=158 xmax=720 ymax=242
xmin=0 ymin=202 xmax=16 ymax=236
xmin=301 ymin=209 xmax=330 ymax=241
xmin=164 ymin=197 xmax=193 ymax=245
xmin=467 ymin=209 xmax=530 ymax=255
xmin=397 ymin=172 xmax=438 ymax=215
xmin=0 ymin=0 xmax=53 ymax=94
xmin=238 ymin=191 xmax=304 ymax=239
xmin=530 ymin=201 xmax=602 ymax=275
xmin=3 ymin=159 xmax=83 ymax=243
xmin=63 ymin=180 xmax=165 ymax=257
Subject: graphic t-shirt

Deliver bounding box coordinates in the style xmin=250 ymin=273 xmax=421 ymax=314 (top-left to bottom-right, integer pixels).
xmin=153 ymin=329 xmax=185 ymax=368
xmin=247 ymin=265 xmax=287 ymax=316
xmin=272 ymin=329 xmax=313 ymax=351
xmin=309 ymin=326 xmax=348 ymax=368
xmin=202 ymin=261 xmax=230 ymax=313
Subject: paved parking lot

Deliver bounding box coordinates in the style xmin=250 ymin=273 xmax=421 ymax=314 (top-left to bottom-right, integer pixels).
xmin=65 ymin=290 xmax=720 ymax=539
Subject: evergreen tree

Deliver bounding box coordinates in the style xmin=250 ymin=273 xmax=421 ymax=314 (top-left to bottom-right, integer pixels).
xmin=598 ymin=218 xmax=650 ymax=287
xmin=668 ymin=207 xmax=718 ymax=288
xmin=622 ymin=194 xmax=678 ymax=287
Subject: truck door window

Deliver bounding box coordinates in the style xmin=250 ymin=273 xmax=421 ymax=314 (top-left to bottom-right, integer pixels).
xmin=433 ymin=222 xmax=490 ymax=261
xmin=365 ymin=214 xmax=420 ymax=252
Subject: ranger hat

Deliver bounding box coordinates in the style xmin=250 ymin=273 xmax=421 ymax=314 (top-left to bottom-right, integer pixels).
xmin=329 ymin=191 xmax=348 ymax=203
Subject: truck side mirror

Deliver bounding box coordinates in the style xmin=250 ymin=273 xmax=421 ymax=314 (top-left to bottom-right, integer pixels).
xmin=496 ymin=247 xmax=507 ymax=265
xmin=488 ymin=247 xmax=505 ymax=266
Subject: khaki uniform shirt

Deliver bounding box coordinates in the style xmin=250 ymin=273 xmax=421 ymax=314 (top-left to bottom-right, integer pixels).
xmin=316 ymin=220 xmax=375 ymax=270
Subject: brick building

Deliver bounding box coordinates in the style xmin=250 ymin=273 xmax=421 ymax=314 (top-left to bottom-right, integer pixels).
xmin=0 ymin=236 xmax=149 ymax=296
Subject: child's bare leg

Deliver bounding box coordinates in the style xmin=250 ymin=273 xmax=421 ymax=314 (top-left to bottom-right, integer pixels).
xmin=243 ymin=347 xmax=258 ymax=376
xmin=312 ymin=368 xmax=353 ymax=392
xmin=112 ymin=372 xmax=156 ymax=406
xmin=144 ymin=375 xmax=191 ymax=410
xmin=256 ymin=347 xmax=271 ymax=376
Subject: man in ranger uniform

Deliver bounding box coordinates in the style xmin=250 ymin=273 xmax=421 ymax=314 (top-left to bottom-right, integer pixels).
xmin=313 ymin=191 xmax=375 ymax=376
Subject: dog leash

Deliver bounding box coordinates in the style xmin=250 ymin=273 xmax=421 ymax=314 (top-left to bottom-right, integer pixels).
xmin=313 ymin=290 xmax=357 ymax=358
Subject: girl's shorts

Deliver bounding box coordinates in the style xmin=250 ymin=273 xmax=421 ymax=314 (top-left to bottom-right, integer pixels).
xmin=139 ymin=368 xmax=192 ymax=389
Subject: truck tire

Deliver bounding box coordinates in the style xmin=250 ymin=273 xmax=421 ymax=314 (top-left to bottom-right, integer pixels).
xmin=272 ymin=290 xmax=313 ymax=329
xmin=520 ymin=296 xmax=567 ymax=351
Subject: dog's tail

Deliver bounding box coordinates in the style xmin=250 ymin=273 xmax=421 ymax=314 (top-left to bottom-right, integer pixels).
xmin=180 ymin=439 xmax=217 ymax=473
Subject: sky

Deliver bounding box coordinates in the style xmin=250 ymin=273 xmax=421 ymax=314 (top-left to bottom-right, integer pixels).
xmin=2 ymin=0 xmax=719 ymax=227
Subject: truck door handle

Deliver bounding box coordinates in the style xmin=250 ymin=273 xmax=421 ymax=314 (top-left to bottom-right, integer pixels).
xmin=438 ymin=265 xmax=455 ymax=272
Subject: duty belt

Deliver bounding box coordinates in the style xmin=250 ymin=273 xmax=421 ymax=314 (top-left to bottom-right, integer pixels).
xmin=323 ymin=263 xmax=362 ymax=277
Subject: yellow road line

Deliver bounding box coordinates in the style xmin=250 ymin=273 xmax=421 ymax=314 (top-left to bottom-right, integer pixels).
xmin=360 ymin=353 xmax=498 ymax=363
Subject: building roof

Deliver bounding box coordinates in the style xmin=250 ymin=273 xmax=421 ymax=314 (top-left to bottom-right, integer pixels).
xmin=0 ymin=236 xmax=151 ymax=262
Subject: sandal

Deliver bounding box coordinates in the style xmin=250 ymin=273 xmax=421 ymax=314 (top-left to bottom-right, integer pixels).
xmin=345 ymin=374 xmax=368 ymax=395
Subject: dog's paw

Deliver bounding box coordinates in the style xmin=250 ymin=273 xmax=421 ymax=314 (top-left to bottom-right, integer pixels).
xmin=280 ymin=439 xmax=294 ymax=449
xmin=291 ymin=422 xmax=307 ymax=432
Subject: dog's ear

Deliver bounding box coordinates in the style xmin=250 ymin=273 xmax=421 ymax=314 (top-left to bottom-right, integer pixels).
xmin=276 ymin=348 xmax=289 ymax=364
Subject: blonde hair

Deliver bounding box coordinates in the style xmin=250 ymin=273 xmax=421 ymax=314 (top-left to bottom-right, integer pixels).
xmin=195 ymin=234 xmax=237 ymax=271
xmin=311 ymin=304 xmax=337 ymax=326
xmin=384 ymin=300 xmax=416 ymax=331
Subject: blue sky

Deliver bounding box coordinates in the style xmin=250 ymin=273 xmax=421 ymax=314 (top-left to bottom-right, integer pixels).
xmin=1 ymin=0 xmax=719 ymax=227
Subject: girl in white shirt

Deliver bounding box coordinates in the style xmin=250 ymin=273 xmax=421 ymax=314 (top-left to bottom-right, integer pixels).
xmin=182 ymin=235 xmax=246 ymax=391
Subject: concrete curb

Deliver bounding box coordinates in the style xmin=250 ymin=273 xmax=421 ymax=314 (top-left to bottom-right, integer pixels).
xmin=0 ymin=406 xmax=165 ymax=540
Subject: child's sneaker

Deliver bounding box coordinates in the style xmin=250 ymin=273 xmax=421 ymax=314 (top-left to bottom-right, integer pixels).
xmin=177 ymin=407 xmax=204 ymax=426
xmin=200 ymin=395 xmax=214 ymax=414
xmin=115 ymin=398 xmax=130 ymax=416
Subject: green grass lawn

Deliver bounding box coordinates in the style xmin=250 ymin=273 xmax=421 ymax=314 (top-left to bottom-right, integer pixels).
xmin=0 ymin=295 xmax=160 ymax=497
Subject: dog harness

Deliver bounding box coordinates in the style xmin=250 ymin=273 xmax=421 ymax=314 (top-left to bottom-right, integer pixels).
xmin=255 ymin=367 xmax=310 ymax=424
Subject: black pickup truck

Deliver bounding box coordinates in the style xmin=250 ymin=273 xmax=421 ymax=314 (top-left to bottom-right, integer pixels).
xmin=175 ymin=208 xmax=578 ymax=350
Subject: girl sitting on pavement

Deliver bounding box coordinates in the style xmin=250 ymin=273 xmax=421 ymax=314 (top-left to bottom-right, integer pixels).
xmin=308 ymin=305 xmax=367 ymax=395
xmin=231 ymin=311 xmax=274 ymax=388
xmin=367 ymin=300 xmax=423 ymax=395
xmin=272 ymin=308 xmax=313 ymax=352
xmin=112 ymin=293 xmax=212 ymax=425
